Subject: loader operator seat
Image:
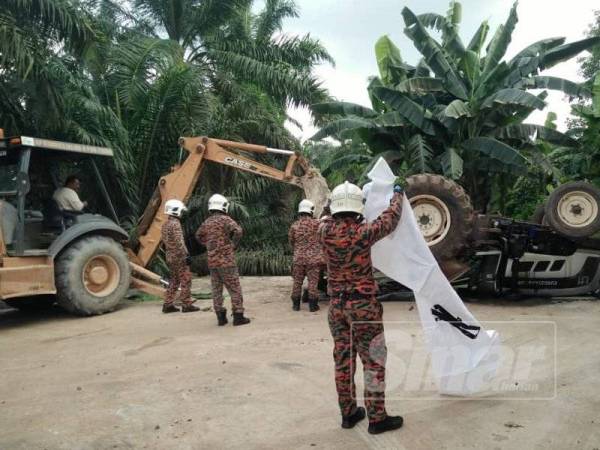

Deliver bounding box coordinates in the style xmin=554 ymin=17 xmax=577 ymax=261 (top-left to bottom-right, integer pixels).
xmin=42 ymin=198 xmax=66 ymax=232
xmin=42 ymin=198 xmax=83 ymax=232
xmin=0 ymin=199 xmax=18 ymax=246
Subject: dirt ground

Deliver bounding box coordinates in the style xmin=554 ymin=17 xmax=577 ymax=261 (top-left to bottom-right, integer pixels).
xmin=1 ymin=276 xmax=599 ymax=450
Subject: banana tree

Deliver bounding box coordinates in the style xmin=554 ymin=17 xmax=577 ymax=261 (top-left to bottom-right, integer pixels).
xmin=311 ymin=1 xmax=600 ymax=210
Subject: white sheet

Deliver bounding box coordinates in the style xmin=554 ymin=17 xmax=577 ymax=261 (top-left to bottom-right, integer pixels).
xmin=363 ymin=158 xmax=500 ymax=395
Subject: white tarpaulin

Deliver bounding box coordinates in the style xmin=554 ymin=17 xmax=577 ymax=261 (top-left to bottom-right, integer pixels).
xmin=363 ymin=158 xmax=501 ymax=395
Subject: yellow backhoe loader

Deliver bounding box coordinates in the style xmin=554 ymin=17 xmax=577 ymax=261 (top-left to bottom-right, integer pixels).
xmin=0 ymin=131 xmax=328 ymax=315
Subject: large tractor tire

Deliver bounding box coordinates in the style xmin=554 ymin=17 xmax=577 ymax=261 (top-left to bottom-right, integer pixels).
xmin=55 ymin=236 xmax=131 ymax=316
xmin=544 ymin=181 xmax=600 ymax=239
xmin=405 ymin=174 xmax=474 ymax=260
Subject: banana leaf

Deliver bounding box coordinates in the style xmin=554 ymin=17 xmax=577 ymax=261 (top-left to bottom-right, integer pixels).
xmin=367 ymin=76 xmax=386 ymax=113
xmin=510 ymin=37 xmax=566 ymax=62
xmin=503 ymin=56 xmax=542 ymax=87
xmin=444 ymin=99 xmax=472 ymax=118
xmin=407 ymin=134 xmax=433 ymax=173
xmin=529 ymin=149 xmax=562 ymax=181
xmin=481 ymin=88 xmax=546 ymax=110
xmin=375 ymin=35 xmax=405 ymax=85
xmin=372 ymin=86 xmax=436 ymax=135
xmin=541 ymin=36 xmax=600 ymax=70
xmin=467 ymin=21 xmax=489 ymax=54
xmin=309 ymin=118 xmax=375 ymax=141
xmin=417 ymin=13 xmax=449 ymax=32
xmin=517 ymin=76 xmax=591 ymax=98
xmin=461 ymin=50 xmax=480 ymax=88
xmin=494 ymin=124 xmax=577 ymax=147
xmin=417 ymin=10 xmax=464 ymax=59
xmin=473 ymin=61 xmax=512 ymax=101
xmin=415 ymin=58 xmax=432 ymax=77
xmin=441 ymin=147 xmax=463 ymax=179
xmin=473 ymin=158 xmax=528 ymax=175
xmin=442 ymin=1 xmax=465 ymax=60
xmin=311 ymin=101 xmax=378 ymax=118
xmin=395 ymin=77 xmax=444 ymax=95
xmin=402 ymin=7 xmax=468 ymax=100
xmin=482 ymin=2 xmax=518 ymax=77
xmin=374 ymin=111 xmax=408 ymax=127
xmin=462 ymin=136 xmax=527 ymax=169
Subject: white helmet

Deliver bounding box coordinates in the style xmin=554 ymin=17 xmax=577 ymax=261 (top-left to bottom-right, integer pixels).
xmin=208 ymin=193 xmax=229 ymax=213
xmin=164 ymin=199 xmax=187 ymax=218
xmin=330 ymin=181 xmax=364 ymax=216
xmin=298 ymin=199 xmax=315 ymax=216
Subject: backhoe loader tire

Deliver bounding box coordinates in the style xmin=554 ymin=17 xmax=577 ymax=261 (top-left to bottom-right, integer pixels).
xmin=545 ymin=181 xmax=600 ymax=238
xmin=405 ymin=174 xmax=474 ymax=260
xmin=55 ymin=236 xmax=131 ymax=316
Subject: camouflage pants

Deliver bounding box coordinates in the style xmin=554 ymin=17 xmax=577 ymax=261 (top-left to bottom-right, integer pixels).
xmin=165 ymin=258 xmax=193 ymax=305
xmin=210 ymin=267 xmax=244 ymax=313
xmin=328 ymin=295 xmax=387 ymax=423
xmin=291 ymin=263 xmax=321 ymax=300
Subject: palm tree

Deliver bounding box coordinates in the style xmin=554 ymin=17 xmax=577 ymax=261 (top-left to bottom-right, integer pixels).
xmin=131 ymin=0 xmax=331 ymax=108
xmin=0 ymin=0 xmax=105 ymax=136
xmin=103 ymin=0 xmax=331 ymax=274
xmin=0 ymin=0 xmax=332 ymax=275
xmin=0 ymin=0 xmax=138 ymax=211
xmin=311 ymin=1 xmax=600 ymax=210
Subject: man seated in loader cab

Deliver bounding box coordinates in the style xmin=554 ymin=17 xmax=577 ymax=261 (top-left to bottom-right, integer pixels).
xmin=52 ymin=175 xmax=87 ymax=212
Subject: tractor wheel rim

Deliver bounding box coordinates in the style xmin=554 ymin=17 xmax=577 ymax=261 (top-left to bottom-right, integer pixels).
xmin=557 ymin=191 xmax=598 ymax=228
xmin=82 ymin=254 xmax=120 ymax=297
xmin=410 ymin=194 xmax=452 ymax=246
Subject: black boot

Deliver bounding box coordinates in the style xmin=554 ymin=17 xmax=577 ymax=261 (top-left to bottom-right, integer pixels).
xmin=368 ymin=415 xmax=404 ymax=435
xmin=181 ymin=304 xmax=200 ymax=313
xmin=162 ymin=303 xmax=179 ymax=313
xmin=216 ymin=309 xmax=228 ymax=326
xmin=292 ymin=297 xmax=300 ymax=311
xmin=341 ymin=407 xmax=366 ymax=429
xmin=302 ymin=289 xmax=309 ymax=303
xmin=309 ymin=298 xmax=320 ymax=312
xmin=233 ymin=312 xmax=251 ymax=326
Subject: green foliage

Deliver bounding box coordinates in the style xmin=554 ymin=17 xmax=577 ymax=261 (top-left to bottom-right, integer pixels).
xmin=563 ymin=73 xmax=600 ymax=185
xmin=579 ymin=10 xmax=600 ymax=80
xmin=503 ymin=176 xmax=549 ymax=220
xmin=303 ymin=141 xmax=372 ymax=186
xmin=375 ymin=35 xmax=404 ymax=86
xmin=310 ymin=1 xmax=599 ymax=211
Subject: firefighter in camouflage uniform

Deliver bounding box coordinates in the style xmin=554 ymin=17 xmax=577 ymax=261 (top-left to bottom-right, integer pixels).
xmin=161 ymin=199 xmax=200 ymax=314
xmin=195 ymin=194 xmax=251 ymax=326
xmin=319 ymin=181 xmax=404 ymax=435
xmin=288 ymin=199 xmax=324 ymax=312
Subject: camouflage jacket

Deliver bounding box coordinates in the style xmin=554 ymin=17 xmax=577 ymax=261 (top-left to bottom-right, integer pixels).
xmin=161 ymin=216 xmax=189 ymax=263
xmin=289 ymin=216 xmax=325 ymax=266
xmin=319 ymin=193 xmax=403 ymax=296
xmin=195 ymin=213 xmax=242 ymax=269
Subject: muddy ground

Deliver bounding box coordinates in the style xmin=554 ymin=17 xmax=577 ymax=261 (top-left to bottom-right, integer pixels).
xmin=1 ymin=276 xmax=599 ymax=450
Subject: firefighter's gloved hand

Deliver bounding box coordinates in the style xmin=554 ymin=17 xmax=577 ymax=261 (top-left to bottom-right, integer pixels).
xmin=185 ymin=255 xmax=192 ymax=266
xmin=393 ymin=185 xmax=403 ymax=194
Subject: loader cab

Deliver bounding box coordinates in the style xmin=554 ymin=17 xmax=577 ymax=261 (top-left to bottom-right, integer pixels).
xmin=0 ymin=135 xmax=121 ymax=257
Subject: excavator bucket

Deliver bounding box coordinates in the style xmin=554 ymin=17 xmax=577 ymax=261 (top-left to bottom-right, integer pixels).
xmin=299 ymin=167 xmax=330 ymax=218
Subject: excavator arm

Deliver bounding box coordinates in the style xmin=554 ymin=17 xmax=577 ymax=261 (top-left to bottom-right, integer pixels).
xmin=129 ymin=137 xmax=329 ymax=295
